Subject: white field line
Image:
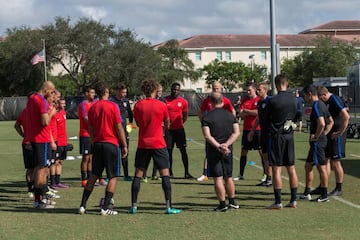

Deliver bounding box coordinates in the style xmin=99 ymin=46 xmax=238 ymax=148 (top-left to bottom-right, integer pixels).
xmin=191 ymin=138 xmax=360 ymax=209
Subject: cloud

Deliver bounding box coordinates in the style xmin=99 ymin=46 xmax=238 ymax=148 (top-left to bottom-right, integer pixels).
xmin=76 ymin=6 xmax=107 ymax=21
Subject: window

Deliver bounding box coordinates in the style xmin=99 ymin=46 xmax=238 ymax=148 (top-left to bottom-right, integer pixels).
xmin=196 ymin=88 xmax=202 ymax=93
xmin=225 ymin=51 xmax=231 ymax=60
xmin=261 ymin=51 xmax=267 ymax=60
xmin=195 ymin=51 xmax=202 ymax=61
xmin=216 ymin=51 xmax=222 ymax=60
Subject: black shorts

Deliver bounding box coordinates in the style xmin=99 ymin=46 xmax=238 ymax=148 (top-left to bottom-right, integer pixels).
xmin=268 ymin=133 xmax=295 ymax=166
xmin=31 ymin=142 xmax=51 ymax=168
xmin=165 ymin=128 xmax=187 ymax=149
xmin=22 ymin=144 xmax=34 ymax=169
xmin=56 ymin=146 xmax=67 ymax=160
xmin=92 ymin=142 xmax=121 ymax=179
xmin=260 ymin=131 xmax=270 ymax=154
xmin=295 ymin=111 xmax=303 ymax=122
xmin=134 ymin=148 xmax=169 ymax=171
xmin=242 ymin=130 xmax=261 ymax=150
xmin=206 ymin=145 xmax=233 ymax=178
xmin=79 ymin=137 xmax=92 ymax=155
xmin=325 ymin=134 xmax=346 ymax=160
xmin=306 ymin=140 xmax=327 ymax=166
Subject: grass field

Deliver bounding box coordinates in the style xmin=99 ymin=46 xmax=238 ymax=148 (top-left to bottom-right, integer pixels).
xmin=0 ymin=117 xmax=360 ymax=240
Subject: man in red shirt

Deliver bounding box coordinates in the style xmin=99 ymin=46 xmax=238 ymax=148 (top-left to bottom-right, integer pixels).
xmin=14 ymin=93 xmax=35 ymax=198
xmin=197 ymin=81 xmax=236 ymax=181
xmin=26 ymin=81 xmax=57 ymax=209
xmin=128 ymin=79 xmax=181 ymax=214
xmin=234 ymin=84 xmax=263 ymax=180
xmin=79 ymin=81 xmax=128 ymax=216
xmin=78 ymin=86 xmax=96 ymax=187
xmin=165 ymin=82 xmax=193 ymax=179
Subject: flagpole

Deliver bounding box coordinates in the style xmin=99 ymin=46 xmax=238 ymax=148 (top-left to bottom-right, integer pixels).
xmin=42 ymin=39 xmax=48 ymax=82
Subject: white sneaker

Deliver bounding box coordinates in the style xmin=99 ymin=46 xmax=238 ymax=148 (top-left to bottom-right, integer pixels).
xmin=299 ymin=193 xmax=312 ymax=201
xmin=79 ymin=206 xmax=86 ymax=214
xmin=46 ymin=191 xmax=60 ymax=199
xmin=233 ymin=176 xmax=244 ymax=181
xmin=100 ymin=208 xmax=118 ymax=216
xmin=260 ymin=174 xmax=267 ymax=182
xmin=197 ymin=175 xmax=208 ymax=181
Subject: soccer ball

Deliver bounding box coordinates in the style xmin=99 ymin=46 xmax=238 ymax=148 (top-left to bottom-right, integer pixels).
xmin=99 ymin=197 xmax=115 ymax=210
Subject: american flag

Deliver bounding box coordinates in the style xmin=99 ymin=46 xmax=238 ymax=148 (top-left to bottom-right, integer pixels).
xmin=31 ymin=50 xmax=45 ymax=65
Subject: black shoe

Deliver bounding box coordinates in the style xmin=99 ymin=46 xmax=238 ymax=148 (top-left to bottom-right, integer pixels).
xmin=214 ymin=205 xmax=228 ymax=212
xmin=309 ymin=186 xmax=322 ymax=195
xmin=328 ymin=189 xmax=343 ymax=196
xmin=312 ymin=195 xmax=329 ymax=202
xmin=228 ymin=203 xmax=240 ymax=209
xmin=184 ymin=173 xmax=194 ymax=179
xmin=256 ymin=180 xmax=272 ymax=187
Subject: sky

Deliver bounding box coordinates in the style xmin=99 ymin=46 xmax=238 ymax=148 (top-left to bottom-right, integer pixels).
xmin=1 ymin=0 xmax=360 ymax=44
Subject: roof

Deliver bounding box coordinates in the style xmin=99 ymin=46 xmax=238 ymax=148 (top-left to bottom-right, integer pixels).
xmin=154 ymin=34 xmax=360 ymax=49
xmin=299 ymin=20 xmax=360 ymax=34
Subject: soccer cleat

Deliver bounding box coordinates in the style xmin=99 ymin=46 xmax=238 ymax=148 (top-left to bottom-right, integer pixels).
xmin=166 ymin=208 xmax=182 ymax=214
xmin=46 ymin=191 xmax=60 ymax=199
xmin=299 ymin=193 xmax=311 ymax=200
xmin=56 ymin=183 xmax=69 ymax=188
xmin=124 ymin=176 xmax=134 ymax=181
xmin=79 ymin=206 xmax=86 ymax=214
xmin=197 ymin=175 xmax=208 ymax=182
xmin=98 ymin=179 xmax=108 ymax=186
xmin=34 ymin=201 xmax=55 ymax=209
xmin=100 ymin=208 xmax=118 ymax=216
xmin=48 ymin=187 xmax=58 ymax=193
xmin=312 ymin=195 xmax=330 ymax=203
xmin=81 ymin=180 xmax=88 ymax=187
xmin=256 ymin=180 xmax=272 ymax=187
xmin=46 ymin=199 xmax=56 ymax=205
xmin=151 ymin=176 xmax=161 ymax=180
xmin=214 ymin=205 xmax=228 ymax=212
xmin=228 ymin=203 xmax=240 ymax=209
xmin=328 ymin=189 xmax=343 ymax=196
xmin=50 ymin=184 xmax=60 ymax=190
xmin=266 ymin=203 xmax=283 ymax=210
xmin=309 ymin=187 xmax=322 ymax=195
xmin=141 ymin=177 xmax=148 ymax=183
xmin=127 ymin=207 xmax=138 ymax=214
xmin=233 ymin=175 xmax=244 ymax=181
xmin=184 ymin=174 xmax=194 ymax=179
xmin=27 ymin=192 xmax=34 ymax=199
xmin=260 ymin=174 xmax=267 ymax=182
xmin=285 ymin=201 xmax=297 ymax=208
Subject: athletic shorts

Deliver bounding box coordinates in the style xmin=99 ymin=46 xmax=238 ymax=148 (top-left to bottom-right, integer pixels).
xmin=325 ymin=134 xmax=346 ymax=160
xmin=92 ymin=142 xmax=121 ymax=179
xmin=268 ymin=133 xmax=295 ymax=166
xmin=31 ymin=142 xmax=51 ymax=168
xmin=206 ymin=145 xmax=233 ymax=178
xmin=295 ymin=111 xmax=303 ymax=122
xmin=165 ymin=128 xmax=187 ymax=149
xmin=134 ymin=148 xmax=169 ymax=171
xmin=260 ymin=130 xmax=270 ymax=154
xmin=56 ymin=146 xmax=67 ymax=160
xmin=22 ymin=144 xmax=34 ymax=169
xmin=242 ymin=130 xmax=261 ymax=150
xmin=79 ymin=137 xmax=92 ymax=155
xmin=306 ymin=140 xmax=327 ymax=166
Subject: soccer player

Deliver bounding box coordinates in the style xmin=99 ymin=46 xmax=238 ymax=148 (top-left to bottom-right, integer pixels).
xmin=197 ymin=81 xmax=236 ymax=181
xmin=300 ymin=85 xmax=333 ymax=202
xmin=248 ymin=81 xmax=272 ymax=186
xmin=265 ymin=74 xmax=299 ymax=209
xmin=295 ymin=90 xmax=305 ymax=132
xmin=78 ymin=86 xmax=96 ymax=187
xmin=14 ymin=93 xmax=34 ymax=198
xmin=79 ymin=81 xmax=128 ymax=216
xmin=318 ymin=86 xmax=350 ymax=196
xmin=235 ymin=84 xmax=263 ymax=181
xmin=52 ymin=96 xmax=69 ymax=188
xmin=128 ymin=79 xmax=181 ymax=214
xmin=165 ymin=82 xmax=193 ymax=179
xmin=201 ymin=92 xmax=240 ymax=212
xmin=26 ymin=81 xmax=57 ymax=209
xmin=110 ymin=83 xmax=134 ymax=181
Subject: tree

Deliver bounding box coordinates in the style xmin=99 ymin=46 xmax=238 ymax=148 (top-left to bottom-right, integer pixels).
xmin=281 ymin=36 xmax=359 ymax=87
xmin=157 ymin=39 xmax=201 ymax=90
xmin=202 ymin=59 xmax=267 ymax=92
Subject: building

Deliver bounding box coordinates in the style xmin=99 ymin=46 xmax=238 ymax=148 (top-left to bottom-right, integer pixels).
xmin=154 ymin=20 xmax=360 ymax=93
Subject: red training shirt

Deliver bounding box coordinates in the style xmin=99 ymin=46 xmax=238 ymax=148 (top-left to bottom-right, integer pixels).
xmin=16 ymin=108 xmax=30 ymax=144
xmin=78 ymin=100 xmax=95 ymax=137
xmin=134 ymin=98 xmax=169 ymax=149
xmin=165 ymin=96 xmax=188 ymax=130
xmin=56 ymin=109 xmax=68 ymax=147
xmin=88 ymin=100 xmax=122 ymax=147
xmin=240 ymin=96 xmax=261 ymax=131
xmin=200 ymin=96 xmax=234 ymax=113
